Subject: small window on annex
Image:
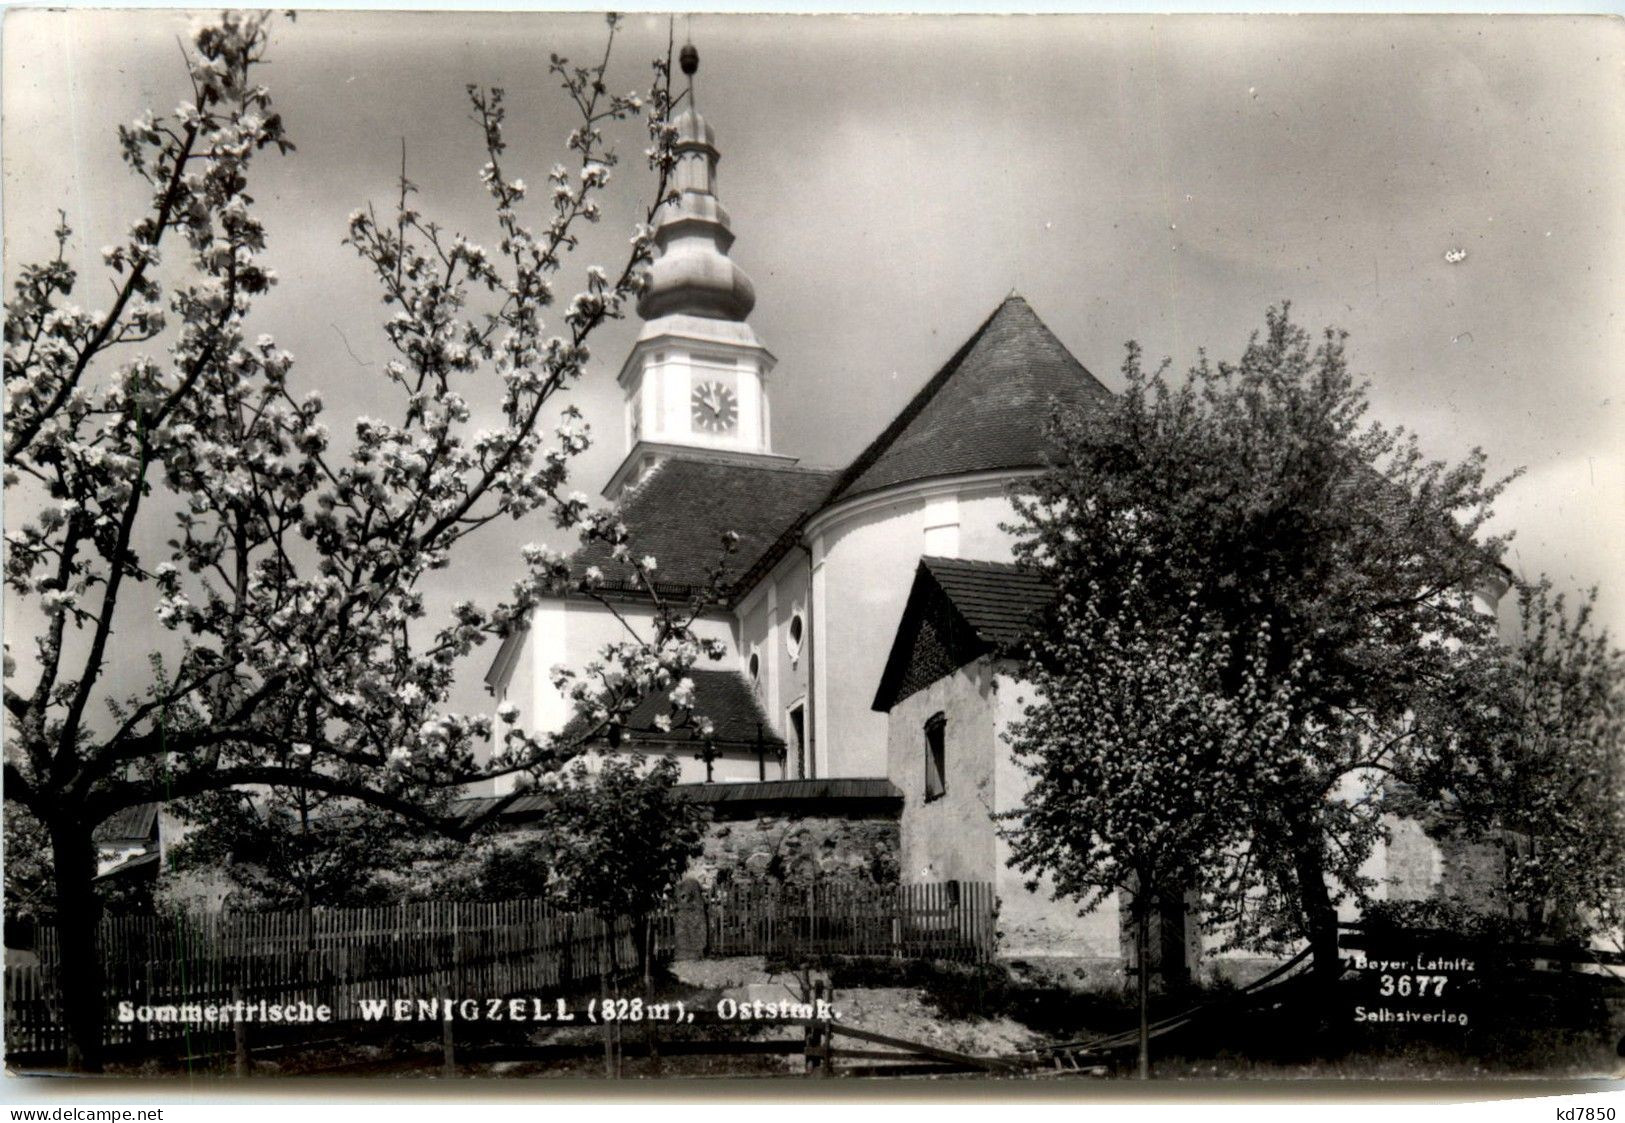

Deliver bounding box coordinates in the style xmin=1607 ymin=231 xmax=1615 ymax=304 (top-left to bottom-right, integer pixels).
xmin=924 ymin=712 xmax=946 ymax=803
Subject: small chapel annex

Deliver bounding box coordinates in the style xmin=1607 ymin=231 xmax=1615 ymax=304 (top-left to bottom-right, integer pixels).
xmin=482 ymin=71 xmax=1511 ymax=967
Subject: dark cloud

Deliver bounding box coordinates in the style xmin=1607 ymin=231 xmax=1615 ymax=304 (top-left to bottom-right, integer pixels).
xmin=5 ymin=11 xmax=1621 ymax=723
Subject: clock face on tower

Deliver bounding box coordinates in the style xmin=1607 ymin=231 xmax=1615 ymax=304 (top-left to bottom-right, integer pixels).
xmin=691 ymin=379 xmax=739 ymax=434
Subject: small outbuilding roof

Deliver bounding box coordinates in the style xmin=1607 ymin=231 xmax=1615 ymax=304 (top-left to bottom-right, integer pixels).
xmin=93 ymin=802 xmax=160 ymax=845
xmin=920 ymin=557 xmax=1055 ymax=648
xmin=872 ymin=557 xmax=1054 ymax=713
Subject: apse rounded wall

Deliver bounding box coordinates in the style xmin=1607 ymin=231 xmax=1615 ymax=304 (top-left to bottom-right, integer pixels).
xmin=803 ymin=470 xmax=1035 ymax=779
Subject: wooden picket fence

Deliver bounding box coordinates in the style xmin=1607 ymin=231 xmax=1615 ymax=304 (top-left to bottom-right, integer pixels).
xmin=4 ymin=882 xmax=994 ymax=1061
xmin=703 ymin=880 xmax=995 ymax=963
xmin=7 ymin=899 xmax=666 ymax=1059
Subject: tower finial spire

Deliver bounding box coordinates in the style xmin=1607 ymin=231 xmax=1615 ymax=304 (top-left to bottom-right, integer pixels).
xmin=636 ymin=46 xmax=755 ymax=323
xmin=679 ymin=39 xmax=698 ymax=110
xmin=610 ymin=32 xmax=779 ymax=493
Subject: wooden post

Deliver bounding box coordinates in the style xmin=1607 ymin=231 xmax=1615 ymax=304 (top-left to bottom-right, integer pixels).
xmin=232 ymin=985 xmax=250 ymax=1077
xmin=600 ymin=918 xmax=615 ymax=1079
xmin=642 ymin=914 xmax=660 ymax=1075
xmin=803 ymin=979 xmax=821 ymax=1076
xmin=443 ymin=902 xmax=460 ymax=1079
xmin=1135 ymin=887 xmax=1151 ymax=1081
xmin=819 ymin=980 xmax=835 ymax=1078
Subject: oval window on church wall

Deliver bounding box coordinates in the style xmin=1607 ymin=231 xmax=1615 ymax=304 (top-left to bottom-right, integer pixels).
xmin=786 ymin=613 xmax=804 ymax=659
xmin=748 ymin=650 xmax=760 ymax=682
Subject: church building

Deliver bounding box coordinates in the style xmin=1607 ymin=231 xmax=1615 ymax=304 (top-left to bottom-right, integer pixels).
xmin=483 ymin=90 xmax=1112 ymax=788
xmin=482 ymin=64 xmax=1510 ymax=968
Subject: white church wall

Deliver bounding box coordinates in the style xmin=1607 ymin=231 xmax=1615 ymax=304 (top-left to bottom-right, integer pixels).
xmin=487 ymin=624 xmax=532 ymax=795
xmin=812 ymin=496 xmax=926 ymax=779
xmin=511 ymin=597 xmax=738 ymax=764
xmin=956 ymin=482 xmax=1030 ymax=559
xmin=888 ymin=659 xmax=999 ymax=886
xmin=738 ymin=581 xmax=772 ymax=709
xmin=735 ymin=552 xmax=813 ymax=767
xmin=806 ymin=472 xmax=1030 ymax=780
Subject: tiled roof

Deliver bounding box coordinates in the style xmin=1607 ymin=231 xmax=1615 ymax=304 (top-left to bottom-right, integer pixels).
xmin=672 ymin=778 xmax=901 ymax=817
xmin=448 ymin=778 xmax=901 ymax=827
xmin=672 ymin=778 xmax=900 ymax=803
xmin=827 ymin=296 xmax=1112 ymax=503
xmin=449 ymin=791 xmax=553 ymax=825
xmin=93 ymin=802 xmax=159 ymax=844
xmin=872 ymin=557 xmax=1054 ymax=712
xmin=565 ymin=667 xmax=784 ymax=749
xmin=921 ymin=557 xmax=1054 ymax=648
xmin=572 ymin=457 xmax=838 ymax=600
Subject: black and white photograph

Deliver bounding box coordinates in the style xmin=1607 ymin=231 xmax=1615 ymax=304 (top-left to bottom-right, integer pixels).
xmin=2 ymin=5 xmax=1623 ymax=1102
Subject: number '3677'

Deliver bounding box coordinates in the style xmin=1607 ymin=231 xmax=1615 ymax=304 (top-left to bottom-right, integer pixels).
xmin=1377 ymin=973 xmax=1448 ymax=997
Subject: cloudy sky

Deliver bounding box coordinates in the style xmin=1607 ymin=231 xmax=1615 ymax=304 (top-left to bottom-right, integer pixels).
xmin=4 ymin=10 xmax=1622 ymax=720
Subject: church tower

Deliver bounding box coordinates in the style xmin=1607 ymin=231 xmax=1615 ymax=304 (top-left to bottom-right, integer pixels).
xmin=605 ymin=46 xmax=792 ymax=499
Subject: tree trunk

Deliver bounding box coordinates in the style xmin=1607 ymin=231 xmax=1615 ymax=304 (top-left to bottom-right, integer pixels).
xmin=599 ymin=919 xmax=616 ymax=1078
xmin=1135 ymin=888 xmax=1151 ymax=1081
xmin=1290 ymin=827 xmax=1343 ymax=987
xmin=49 ymin=819 xmax=105 ymax=1073
xmin=635 ymin=913 xmax=659 ymax=1074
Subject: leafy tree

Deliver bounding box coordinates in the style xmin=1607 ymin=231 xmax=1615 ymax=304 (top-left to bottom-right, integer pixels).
xmin=462 ymin=830 xmax=557 ymax=901
xmin=1417 ymin=580 xmax=1625 ymax=943
xmin=1009 ymin=305 xmax=1516 ymax=986
xmin=545 ymin=754 xmax=705 ymax=922
xmin=535 ymin=751 xmax=701 ymax=1080
xmin=1000 ymin=566 xmax=1305 ymax=1077
xmin=1 ymin=12 xmax=720 ymax=1069
xmin=4 ymin=805 xmax=61 ymax=939
xmin=164 ymin=786 xmax=416 ymax=914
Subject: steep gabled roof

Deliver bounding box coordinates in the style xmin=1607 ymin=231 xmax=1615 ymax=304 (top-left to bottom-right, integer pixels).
xmin=827 ymin=295 xmax=1112 ymax=504
xmin=919 ymin=557 xmax=1054 ymax=648
xmin=872 ymin=557 xmax=1054 ymax=713
xmin=572 ymin=457 xmax=839 ymax=600
xmin=93 ymin=802 xmax=159 ymax=844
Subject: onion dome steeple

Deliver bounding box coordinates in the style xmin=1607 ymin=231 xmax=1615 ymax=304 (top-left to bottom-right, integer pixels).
xmin=637 ymin=48 xmax=756 ymax=322
xmin=609 ymin=41 xmax=791 ymax=501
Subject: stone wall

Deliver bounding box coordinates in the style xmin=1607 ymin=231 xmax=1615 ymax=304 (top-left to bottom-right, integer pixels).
xmin=688 ymin=812 xmax=899 ymax=890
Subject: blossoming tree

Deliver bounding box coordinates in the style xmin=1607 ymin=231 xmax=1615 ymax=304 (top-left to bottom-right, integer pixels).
xmin=1415 ymin=580 xmax=1625 ymax=944
xmin=3 ymin=12 xmax=721 ymax=1070
xmin=1006 ymin=305 xmax=1518 ymax=990
xmin=1001 ymin=568 xmax=1306 ymax=1079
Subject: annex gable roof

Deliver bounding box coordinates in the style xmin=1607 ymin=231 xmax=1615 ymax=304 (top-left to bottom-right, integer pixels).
xmin=872 ymin=557 xmax=1054 ymax=713
xmin=826 ymin=295 xmax=1112 ymax=505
